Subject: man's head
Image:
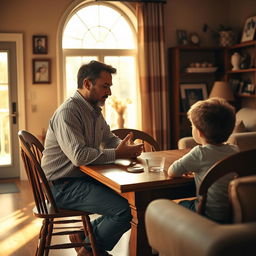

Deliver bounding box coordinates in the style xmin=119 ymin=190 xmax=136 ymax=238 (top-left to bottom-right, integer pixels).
xmin=77 ymin=61 xmax=117 ymax=106
xmin=77 ymin=60 xmax=116 ymax=88
xmin=187 ymin=97 xmax=236 ymax=144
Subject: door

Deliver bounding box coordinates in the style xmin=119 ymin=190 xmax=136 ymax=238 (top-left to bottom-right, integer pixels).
xmin=0 ymin=42 xmax=19 ymax=178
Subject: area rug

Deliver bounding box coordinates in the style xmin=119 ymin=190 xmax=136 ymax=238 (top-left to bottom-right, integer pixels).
xmin=0 ymin=182 xmax=20 ymax=194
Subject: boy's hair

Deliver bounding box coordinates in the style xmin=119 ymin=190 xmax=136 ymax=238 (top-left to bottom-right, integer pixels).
xmin=77 ymin=60 xmax=116 ymax=89
xmin=187 ymin=97 xmax=236 ymax=144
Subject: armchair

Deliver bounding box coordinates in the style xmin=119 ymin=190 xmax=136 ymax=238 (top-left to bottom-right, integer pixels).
xmin=178 ymin=107 xmax=256 ymax=151
xmin=145 ymin=199 xmax=256 ymax=256
xmin=145 ymin=173 xmax=256 ymax=256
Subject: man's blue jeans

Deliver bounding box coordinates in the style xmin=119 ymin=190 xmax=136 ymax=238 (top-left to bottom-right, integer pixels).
xmin=50 ymin=177 xmax=132 ymax=251
xmin=179 ymin=199 xmax=196 ymax=211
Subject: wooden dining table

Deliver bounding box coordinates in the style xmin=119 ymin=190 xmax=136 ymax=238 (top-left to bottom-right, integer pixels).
xmin=80 ymin=149 xmax=195 ymax=256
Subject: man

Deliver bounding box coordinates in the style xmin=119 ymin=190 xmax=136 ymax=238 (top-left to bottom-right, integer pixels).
xmin=35 ymin=38 xmax=46 ymax=53
xmin=41 ymin=60 xmax=143 ymax=256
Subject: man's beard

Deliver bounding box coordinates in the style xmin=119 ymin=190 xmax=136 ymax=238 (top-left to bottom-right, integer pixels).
xmin=97 ymin=96 xmax=107 ymax=107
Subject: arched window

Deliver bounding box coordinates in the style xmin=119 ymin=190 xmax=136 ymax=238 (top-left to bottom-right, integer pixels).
xmin=62 ymin=2 xmax=140 ymax=130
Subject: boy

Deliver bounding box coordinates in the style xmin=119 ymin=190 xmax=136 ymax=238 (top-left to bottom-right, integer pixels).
xmin=168 ymin=97 xmax=239 ymax=223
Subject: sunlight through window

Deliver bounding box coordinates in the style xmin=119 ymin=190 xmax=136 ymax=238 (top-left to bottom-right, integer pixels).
xmin=0 ymin=201 xmax=41 ymax=256
xmin=63 ymin=5 xmax=135 ymax=49
xmin=0 ymin=219 xmax=40 ymax=255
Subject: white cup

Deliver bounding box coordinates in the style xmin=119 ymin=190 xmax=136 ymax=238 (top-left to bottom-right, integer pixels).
xmin=146 ymin=157 xmax=165 ymax=172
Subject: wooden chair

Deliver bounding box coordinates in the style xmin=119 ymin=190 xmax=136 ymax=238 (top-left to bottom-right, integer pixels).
xmin=197 ymin=149 xmax=256 ymax=218
xmin=18 ymin=130 xmax=99 ymax=256
xmin=112 ymin=128 xmax=160 ymax=152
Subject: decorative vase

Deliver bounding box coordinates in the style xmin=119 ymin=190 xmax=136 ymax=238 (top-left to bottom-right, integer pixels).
xmin=231 ymin=52 xmax=241 ymax=71
xmin=117 ymin=114 xmax=125 ymax=128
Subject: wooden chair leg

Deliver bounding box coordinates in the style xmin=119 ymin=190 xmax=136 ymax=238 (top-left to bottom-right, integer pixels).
xmin=37 ymin=219 xmax=49 ymax=256
xmin=45 ymin=218 xmax=53 ymax=256
xmin=35 ymin=223 xmax=44 ymax=256
xmin=82 ymin=215 xmax=99 ymax=256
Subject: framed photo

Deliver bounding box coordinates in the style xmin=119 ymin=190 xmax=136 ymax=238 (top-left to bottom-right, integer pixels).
xmin=238 ymin=82 xmax=255 ymax=95
xmin=33 ymin=59 xmax=51 ymax=84
xmin=176 ymin=29 xmax=188 ymax=45
xmin=33 ymin=35 xmax=48 ymax=54
xmin=241 ymin=16 xmax=256 ymax=42
xmin=180 ymin=84 xmax=208 ymax=111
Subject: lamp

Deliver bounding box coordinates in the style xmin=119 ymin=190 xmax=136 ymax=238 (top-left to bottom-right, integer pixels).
xmin=209 ymin=81 xmax=234 ymax=101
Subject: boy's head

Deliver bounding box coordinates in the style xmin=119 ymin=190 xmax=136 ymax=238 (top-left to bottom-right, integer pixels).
xmin=187 ymin=97 xmax=236 ymax=144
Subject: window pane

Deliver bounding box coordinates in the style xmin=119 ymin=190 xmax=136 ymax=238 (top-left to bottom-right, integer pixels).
xmin=63 ymin=5 xmax=135 ymax=49
xmin=0 ymin=52 xmax=11 ymax=165
xmin=65 ymin=56 xmax=98 ymax=98
xmin=104 ymin=56 xmax=138 ymax=129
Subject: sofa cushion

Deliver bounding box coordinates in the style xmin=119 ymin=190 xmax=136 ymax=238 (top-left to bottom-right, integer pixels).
xmin=233 ymin=120 xmax=246 ymax=133
xmin=236 ymin=108 xmax=256 ymax=132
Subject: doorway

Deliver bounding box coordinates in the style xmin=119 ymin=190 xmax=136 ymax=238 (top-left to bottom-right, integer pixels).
xmin=0 ymin=42 xmax=20 ymax=178
xmin=0 ymin=33 xmax=25 ymax=179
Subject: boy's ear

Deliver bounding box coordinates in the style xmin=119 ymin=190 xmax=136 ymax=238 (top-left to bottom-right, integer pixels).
xmin=198 ymin=128 xmax=205 ymax=139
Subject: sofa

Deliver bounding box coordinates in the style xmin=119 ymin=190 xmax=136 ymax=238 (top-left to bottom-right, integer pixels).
xmin=178 ymin=107 xmax=256 ymax=151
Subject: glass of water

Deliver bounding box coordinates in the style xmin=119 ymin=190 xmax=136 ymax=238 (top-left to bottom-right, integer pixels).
xmin=146 ymin=157 xmax=165 ymax=172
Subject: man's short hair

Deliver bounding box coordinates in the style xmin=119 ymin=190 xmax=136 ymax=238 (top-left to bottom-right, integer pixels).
xmin=77 ymin=60 xmax=116 ymax=88
xmin=187 ymin=97 xmax=236 ymax=144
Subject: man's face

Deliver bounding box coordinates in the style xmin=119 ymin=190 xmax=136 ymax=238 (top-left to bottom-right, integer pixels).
xmin=88 ymin=71 xmax=112 ymax=106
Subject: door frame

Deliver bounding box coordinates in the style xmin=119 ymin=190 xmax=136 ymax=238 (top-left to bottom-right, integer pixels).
xmin=0 ymin=33 xmax=26 ymax=179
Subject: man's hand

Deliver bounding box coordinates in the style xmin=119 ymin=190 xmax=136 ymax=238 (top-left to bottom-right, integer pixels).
xmin=115 ymin=132 xmax=143 ymax=159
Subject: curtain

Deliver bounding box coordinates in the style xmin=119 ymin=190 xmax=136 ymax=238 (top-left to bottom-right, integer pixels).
xmin=136 ymin=2 xmax=170 ymax=150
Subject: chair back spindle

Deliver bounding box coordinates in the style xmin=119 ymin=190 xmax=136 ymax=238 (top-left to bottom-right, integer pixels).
xmin=18 ymin=130 xmax=58 ymax=214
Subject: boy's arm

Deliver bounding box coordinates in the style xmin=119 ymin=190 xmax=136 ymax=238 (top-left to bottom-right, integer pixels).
xmin=167 ymin=147 xmax=200 ymax=177
xmin=167 ymin=165 xmax=181 ymax=177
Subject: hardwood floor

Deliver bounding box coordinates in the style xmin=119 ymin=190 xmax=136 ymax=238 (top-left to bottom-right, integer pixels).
xmin=0 ymin=179 xmax=129 ymax=256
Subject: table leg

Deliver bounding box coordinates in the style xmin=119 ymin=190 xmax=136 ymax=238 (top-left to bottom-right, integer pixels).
xmin=123 ymin=191 xmax=154 ymax=256
xmin=122 ymin=183 xmax=195 ymax=256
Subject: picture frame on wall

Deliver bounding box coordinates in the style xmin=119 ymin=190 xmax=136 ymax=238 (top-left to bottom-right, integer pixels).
xmin=33 ymin=59 xmax=51 ymax=84
xmin=176 ymin=29 xmax=188 ymax=45
xmin=241 ymin=16 xmax=256 ymax=42
xmin=33 ymin=35 xmax=48 ymax=54
xmin=180 ymin=84 xmax=208 ymax=112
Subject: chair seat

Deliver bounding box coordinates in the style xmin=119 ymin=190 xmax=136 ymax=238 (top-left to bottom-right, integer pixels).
xmin=33 ymin=203 xmax=93 ymax=218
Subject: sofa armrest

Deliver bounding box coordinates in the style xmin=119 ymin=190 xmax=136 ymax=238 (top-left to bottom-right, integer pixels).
xmin=228 ymin=131 xmax=256 ymax=151
xmin=178 ymin=137 xmax=198 ymax=149
xmin=145 ymin=199 xmax=256 ymax=256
